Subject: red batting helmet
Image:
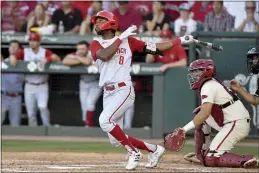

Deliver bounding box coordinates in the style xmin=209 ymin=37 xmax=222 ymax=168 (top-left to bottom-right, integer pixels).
xmin=187 ymin=59 xmax=216 ymax=90
xmin=29 ymin=32 xmax=41 ymax=41
xmin=90 ymin=10 xmax=118 ymax=31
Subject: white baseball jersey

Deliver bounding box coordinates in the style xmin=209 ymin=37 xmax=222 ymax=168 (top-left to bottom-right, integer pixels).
xmin=90 ymin=36 xmax=145 ymax=87
xmin=174 ymin=18 xmax=197 ymax=37
xmin=16 ymin=47 xmax=53 ymax=83
xmin=200 ymin=78 xmax=250 ymax=124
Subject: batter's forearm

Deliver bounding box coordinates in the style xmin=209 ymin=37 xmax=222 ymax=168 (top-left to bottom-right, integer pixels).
xmin=96 ymin=39 xmax=122 ymax=61
xmin=238 ymin=88 xmax=259 ymax=105
xmin=156 ymin=38 xmax=181 ymax=52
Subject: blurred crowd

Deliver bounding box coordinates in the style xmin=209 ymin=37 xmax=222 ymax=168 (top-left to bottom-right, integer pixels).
xmin=1 ymin=1 xmax=259 ymax=35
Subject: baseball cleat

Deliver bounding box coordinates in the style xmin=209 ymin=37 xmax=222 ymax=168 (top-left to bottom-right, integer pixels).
xmin=184 ymin=152 xmax=201 ymax=164
xmin=125 ymin=149 xmax=143 ymax=170
xmin=243 ymin=158 xmax=258 ymax=168
xmin=145 ymin=145 xmax=165 ymax=168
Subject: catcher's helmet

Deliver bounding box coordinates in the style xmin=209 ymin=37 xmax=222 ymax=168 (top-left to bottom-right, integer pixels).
xmin=29 ymin=32 xmax=41 ymax=41
xmin=246 ymin=46 xmax=259 ymax=74
xmin=91 ymin=10 xmax=118 ymax=31
xmin=187 ymin=59 xmax=216 ymax=90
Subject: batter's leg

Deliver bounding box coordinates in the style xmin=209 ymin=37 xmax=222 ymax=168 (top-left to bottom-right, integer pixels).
xmin=85 ymin=81 xmax=102 ymax=126
xmin=36 ymin=84 xmax=50 ymax=127
xmin=99 ymin=86 xmax=136 ymax=152
xmin=25 ymin=84 xmax=38 ymax=126
xmin=124 ymin=104 xmax=134 ymax=129
xmin=9 ymin=96 xmax=22 ymax=126
xmin=79 ymin=80 xmax=88 ymax=122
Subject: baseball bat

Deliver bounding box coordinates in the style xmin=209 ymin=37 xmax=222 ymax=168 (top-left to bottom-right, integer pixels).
xmin=193 ymin=39 xmax=223 ymax=52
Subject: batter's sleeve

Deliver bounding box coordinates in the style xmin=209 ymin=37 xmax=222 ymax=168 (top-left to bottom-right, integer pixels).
xmin=200 ymin=81 xmax=217 ymax=104
xmin=90 ymin=40 xmax=103 ymax=61
xmin=128 ymin=37 xmax=146 ymax=53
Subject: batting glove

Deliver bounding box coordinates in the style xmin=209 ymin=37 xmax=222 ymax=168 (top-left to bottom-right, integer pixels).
xmin=179 ymin=35 xmax=194 ymax=44
xmin=119 ymin=25 xmax=137 ymax=41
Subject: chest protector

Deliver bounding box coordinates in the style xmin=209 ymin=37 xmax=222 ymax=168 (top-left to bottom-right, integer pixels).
xmin=198 ymin=78 xmax=239 ymax=127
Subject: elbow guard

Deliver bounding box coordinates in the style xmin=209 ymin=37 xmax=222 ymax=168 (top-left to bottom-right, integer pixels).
xmin=143 ymin=42 xmax=164 ymax=56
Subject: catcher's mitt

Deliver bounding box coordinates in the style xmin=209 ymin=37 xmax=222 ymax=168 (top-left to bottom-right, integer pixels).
xmin=164 ymin=128 xmax=186 ymax=152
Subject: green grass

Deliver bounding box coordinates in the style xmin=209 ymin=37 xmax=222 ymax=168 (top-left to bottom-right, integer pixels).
xmin=2 ymin=140 xmax=259 ymax=157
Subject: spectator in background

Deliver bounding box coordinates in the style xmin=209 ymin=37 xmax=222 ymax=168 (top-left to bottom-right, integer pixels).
xmin=40 ymin=1 xmax=61 ymax=17
xmin=1 ymin=1 xmax=27 ymax=32
xmin=80 ymin=1 xmax=102 ymax=35
xmin=52 ymin=1 xmax=83 ymax=34
xmin=174 ymin=3 xmax=197 ymax=37
xmin=205 ymin=1 xmax=234 ymax=32
xmin=144 ymin=1 xmax=170 ymax=36
xmin=129 ymin=1 xmax=153 ymax=17
xmin=62 ymin=41 xmax=101 ymax=127
xmin=10 ymin=32 xmax=61 ymax=127
xmin=164 ymin=1 xmax=187 ymax=22
xmin=113 ymin=1 xmax=143 ymax=32
xmin=237 ymin=1 xmax=259 ymax=32
xmin=71 ymin=1 xmax=93 ymax=19
xmin=27 ymin=4 xmax=50 ymax=33
xmin=146 ymin=29 xmax=187 ymax=72
xmin=191 ymin=1 xmax=213 ymax=23
xmin=1 ymin=40 xmax=24 ymax=126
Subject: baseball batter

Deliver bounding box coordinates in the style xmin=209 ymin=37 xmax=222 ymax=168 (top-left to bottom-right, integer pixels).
xmin=179 ymin=59 xmax=258 ymax=168
xmin=89 ymin=10 xmax=194 ymax=170
xmin=62 ymin=41 xmax=102 ymax=127
xmin=10 ymin=32 xmax=60 ymax=127
xmin=1 ymin=40 xmax=24 ymax=126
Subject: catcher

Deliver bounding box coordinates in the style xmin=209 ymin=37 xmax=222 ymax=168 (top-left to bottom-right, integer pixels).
xmin=164 ymin=59 xmax=258 ymax=168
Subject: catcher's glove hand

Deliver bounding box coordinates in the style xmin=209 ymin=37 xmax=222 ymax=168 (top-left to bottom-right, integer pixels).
xmin=164 ymin=128 xmax=186 ymax=152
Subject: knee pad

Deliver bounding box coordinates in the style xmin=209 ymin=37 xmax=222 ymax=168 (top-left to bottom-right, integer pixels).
xmin=99 ymin=113 xmax=114 ymax=132
xmin=204 ymin=151 xmax=254 ymax=167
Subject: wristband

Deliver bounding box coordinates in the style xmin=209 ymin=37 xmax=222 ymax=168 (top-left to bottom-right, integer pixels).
xmin=46 ymin=56 xmax=52 ymax=62
xmin=183 ymin=121 xmax=195 ymax=132
xmin=171 ymin=38 xmax=181 ymax=46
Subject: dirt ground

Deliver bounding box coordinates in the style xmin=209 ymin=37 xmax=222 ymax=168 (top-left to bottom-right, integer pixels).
xmin=1 ymin=136 xmax=259 ymax=172
xmin=2 ymin=152 xmax=259 ymax=172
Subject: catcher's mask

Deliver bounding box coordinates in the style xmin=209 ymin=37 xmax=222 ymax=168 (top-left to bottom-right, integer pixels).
xmin=187 ymin=59 xmax=216 ymax=90
xmin=91 ymin=10 xmax=118 ymax=33
xmin=246 ymin=46 xmax=259 ymax=74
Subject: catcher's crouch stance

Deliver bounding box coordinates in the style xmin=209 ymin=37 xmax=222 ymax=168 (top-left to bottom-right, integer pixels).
xmin=165 ymin=59 xmax=258 ymax=168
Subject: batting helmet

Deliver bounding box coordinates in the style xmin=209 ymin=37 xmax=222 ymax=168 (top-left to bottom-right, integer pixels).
xmin=246 ymin=46 xmax=259 ymax=74
xmin=90 ymin=10 xmax=118 ymax=31
xmin=29 ymin=32 xmax=41 ymax=41
xmin=187 ymin=59 xmax=216 ymax=90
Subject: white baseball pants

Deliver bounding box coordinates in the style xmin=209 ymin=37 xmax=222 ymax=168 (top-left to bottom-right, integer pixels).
xmin=99 ymin=85 xmax=135 ymax=146
xmin=24 ymin=83 xmax=50 ymax=126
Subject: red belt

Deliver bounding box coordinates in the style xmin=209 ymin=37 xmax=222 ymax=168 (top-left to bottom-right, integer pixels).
xmin=26 ymin=81 xmax=47 ymax=85
xmin=104 ymin=82 xmax=126 ymax=91
xmin=1 ymin=92 xmax=22 ymax=97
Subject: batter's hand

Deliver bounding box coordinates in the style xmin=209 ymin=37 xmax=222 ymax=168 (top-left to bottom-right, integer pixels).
xmin=179 ymin=35 xmax=194 ymax=44
xmin=119 ymin=25 xmax=137 ymax=41
xmin=229 ymin=79 xmax=242 ymax=92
